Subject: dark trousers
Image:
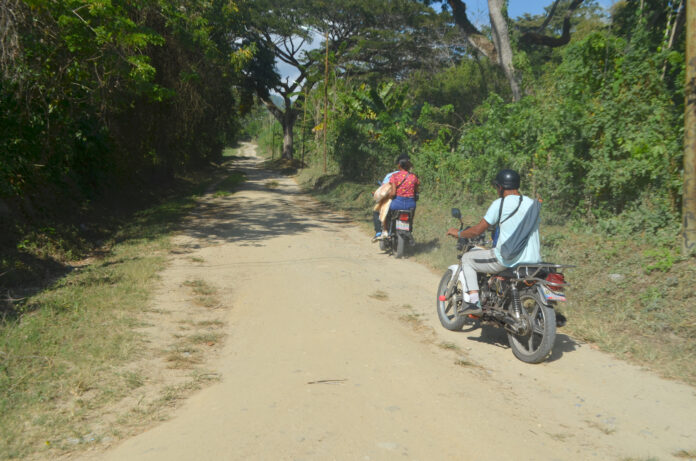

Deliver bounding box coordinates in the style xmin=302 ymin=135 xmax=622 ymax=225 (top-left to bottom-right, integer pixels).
xmin=373 ymin=211 xmax=382 ymax=234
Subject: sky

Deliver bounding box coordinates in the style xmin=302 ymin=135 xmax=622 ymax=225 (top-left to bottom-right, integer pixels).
xmin=509 ymin=0 xmax=616 ymax=19
xmin=467 ymin=0 xmax=615 ymax=24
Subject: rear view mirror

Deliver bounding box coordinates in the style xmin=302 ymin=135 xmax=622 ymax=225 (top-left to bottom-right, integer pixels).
xmin=451 ymin=208 xmax=461 ymax=219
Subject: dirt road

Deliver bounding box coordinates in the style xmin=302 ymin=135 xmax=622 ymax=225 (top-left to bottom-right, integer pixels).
xmin=81 ymin=143 xmax=696 ymax=460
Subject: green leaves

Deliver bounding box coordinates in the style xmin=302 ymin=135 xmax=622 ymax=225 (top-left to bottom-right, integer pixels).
xmin=1 ymin=0 xmax=253 ymax=208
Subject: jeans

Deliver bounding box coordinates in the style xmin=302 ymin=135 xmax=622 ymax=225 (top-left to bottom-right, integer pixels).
xmin=389 ymin=195 xmax=416 ymax=210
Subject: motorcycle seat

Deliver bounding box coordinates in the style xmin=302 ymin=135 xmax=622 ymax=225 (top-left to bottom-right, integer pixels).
xmin=498 ymin=264 xmax=552 ymax=279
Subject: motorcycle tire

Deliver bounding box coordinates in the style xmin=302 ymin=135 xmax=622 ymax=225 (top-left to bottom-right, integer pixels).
xmin=436 ymin=270 xmax=467 ymax=331
xmin=379 ymin=238 xmax=388 ymax=252
xmin=507 ymin=289 xmax=557 ymax=364
xmin=396 ymin=234 xmax=405 ymax=258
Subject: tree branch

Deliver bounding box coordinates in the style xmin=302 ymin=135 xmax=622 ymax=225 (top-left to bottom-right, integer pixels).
xmin=446 ymin=0 xmax=498 ymax=62
xmin=537 ymin=0 xmax=561 ymax=33
xmin=520 ymin=0 xmax=585 ymax=48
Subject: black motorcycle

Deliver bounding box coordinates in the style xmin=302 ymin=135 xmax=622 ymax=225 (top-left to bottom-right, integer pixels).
xmin=436 ymin=207 xmax=571 ymax=363
xmin=379 ymin=209 xmax=415 ymax=258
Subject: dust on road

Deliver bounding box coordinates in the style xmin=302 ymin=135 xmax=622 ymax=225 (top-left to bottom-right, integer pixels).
xmin=77 ymin=143 xmax=696 ymax=461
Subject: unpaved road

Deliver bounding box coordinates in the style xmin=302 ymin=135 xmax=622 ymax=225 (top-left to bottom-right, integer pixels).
xmin=80 ymin=143 xmax=696 ymax=460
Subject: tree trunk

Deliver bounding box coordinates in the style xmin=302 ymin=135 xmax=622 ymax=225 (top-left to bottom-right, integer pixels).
xmin=282 ymin=117 xmax=295 ymax=160
xmin=262 ymin=97 xmax=298 ymax=160
xmin=683 ymin=0 xmax=696 ymax=255
xmin=447 ymin=0 xmax=498 ymax=61
xmin=447 ymin=0 xmax=520 ymax=100
xmin=488 ymin=0 xmax=520 ymax=101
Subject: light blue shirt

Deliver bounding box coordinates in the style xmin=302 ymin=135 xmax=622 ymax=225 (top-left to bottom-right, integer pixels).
xmin=382 ymin=171 xmax=398 ymax=184
xmin=484 ymin=195 xmax=541 ymax=267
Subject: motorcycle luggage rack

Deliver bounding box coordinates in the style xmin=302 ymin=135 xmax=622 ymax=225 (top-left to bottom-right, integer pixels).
xmin=507 ymin=263 xmax=575 ymax=287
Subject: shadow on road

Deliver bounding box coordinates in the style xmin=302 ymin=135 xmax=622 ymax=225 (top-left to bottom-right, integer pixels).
xmin=453 ymin=321 xmax=583 ymax=361
xmin=177 ymin=153 xmax=350 ymax=248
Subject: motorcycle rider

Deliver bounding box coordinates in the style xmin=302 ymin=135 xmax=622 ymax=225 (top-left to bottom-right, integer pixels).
xmin=371 ymin=157 xmax=401 ymax=241
xmin=446 ymin=169 xmax=541 ymax=314
xmin=372 ymin=154 xmax=418 ymax=241
xmin=384 ymin=154 xmax=419 ymax=235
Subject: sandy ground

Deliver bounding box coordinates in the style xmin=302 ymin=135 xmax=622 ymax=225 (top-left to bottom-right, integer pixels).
xmin=76 ymin=143 xmax=696 ymax=461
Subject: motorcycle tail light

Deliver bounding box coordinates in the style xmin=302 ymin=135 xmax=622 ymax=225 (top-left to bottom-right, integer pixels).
xmin=399 ymin=213 xmax=410 ymax=221
xmin=545 ymin=273 xmax=565 ymax=292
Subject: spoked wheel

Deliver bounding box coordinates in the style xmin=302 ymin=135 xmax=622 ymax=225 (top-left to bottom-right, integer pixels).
xmin=507 ymin=289 xmax=556 ymax=363
xmin=436 ymin=270 xmax=467 ymax=331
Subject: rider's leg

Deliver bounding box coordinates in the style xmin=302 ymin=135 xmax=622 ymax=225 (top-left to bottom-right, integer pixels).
xmin=461 ymin=249 xmax=506 ymax=302
xmin=372 ymin=210 xmax=382 ymax=235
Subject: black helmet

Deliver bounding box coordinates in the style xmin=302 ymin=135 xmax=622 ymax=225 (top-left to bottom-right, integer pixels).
xmin=493 ymin=169 xmax=520 ymax=190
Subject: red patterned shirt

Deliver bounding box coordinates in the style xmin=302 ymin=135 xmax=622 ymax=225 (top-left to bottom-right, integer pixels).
xmin=389 ymin=170 xmax=420 ymax=198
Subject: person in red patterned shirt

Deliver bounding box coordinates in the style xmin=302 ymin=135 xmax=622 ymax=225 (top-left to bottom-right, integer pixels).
xmin=382 ymin=154 xmax=419 ymax=234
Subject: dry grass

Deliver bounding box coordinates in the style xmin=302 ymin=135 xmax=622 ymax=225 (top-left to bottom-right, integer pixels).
xmin=368 ymin=290 xmax=389 ymax=300
xmin=183 ymin=279 xmax=219 ymax=308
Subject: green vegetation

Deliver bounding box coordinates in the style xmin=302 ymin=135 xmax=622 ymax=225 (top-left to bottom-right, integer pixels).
xmin=0 ymin=211 xmax=170 ymax=458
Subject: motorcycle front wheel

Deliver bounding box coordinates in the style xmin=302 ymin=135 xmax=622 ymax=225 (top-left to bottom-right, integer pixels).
xmin=436 ymin=270 xmax=467 ymax=331
xmin=507 ymin=289 xmax=556 ymax=363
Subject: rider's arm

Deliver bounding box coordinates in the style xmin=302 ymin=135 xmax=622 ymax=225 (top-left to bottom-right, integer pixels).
xmin=447 ymin=218 xmax=489 ymax=239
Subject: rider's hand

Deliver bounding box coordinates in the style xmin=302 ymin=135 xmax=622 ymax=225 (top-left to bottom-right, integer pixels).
xmin=446 ymin=228 xmax=459 ymax=238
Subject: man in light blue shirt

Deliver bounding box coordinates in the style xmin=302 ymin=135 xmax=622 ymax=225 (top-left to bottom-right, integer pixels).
xmin=446 ymin=169 xmax=541 ymax=314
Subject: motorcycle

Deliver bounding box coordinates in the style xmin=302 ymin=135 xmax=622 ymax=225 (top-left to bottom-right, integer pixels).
xmin=379 ymin=209 xmax=415 ymax=259
xmin=436 ymin=207 xmax=571 ymax=363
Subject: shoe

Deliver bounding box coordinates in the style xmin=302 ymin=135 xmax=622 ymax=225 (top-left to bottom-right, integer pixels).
xmin=371 ymin=232 xmax=382 ymax=242
xmin=457 ymin=301 xmax=482 ymax=316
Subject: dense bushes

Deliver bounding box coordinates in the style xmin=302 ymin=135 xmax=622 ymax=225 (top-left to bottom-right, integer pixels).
xmin=0 ymin=0 xmax=253 ymax=213
xmin=303 ymin=21 xmax=684 ymax=238
xmin=431 ymin=29 xmax=684 ymax=229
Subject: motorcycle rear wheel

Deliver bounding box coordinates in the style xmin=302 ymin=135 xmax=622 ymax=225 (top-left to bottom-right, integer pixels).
xmin=436 ymin=270 xmax=467 ymax=331
xmin=396 ymin=234 xmax=405 ymax=258
xmin=507 ymin=289 xmax=556 ymax=363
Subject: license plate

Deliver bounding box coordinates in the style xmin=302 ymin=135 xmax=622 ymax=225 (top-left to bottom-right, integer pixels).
xmin=395 ymin=220 xmax=410 ymax=231
xmin=542 ymin=286 xmax=566 ymax=302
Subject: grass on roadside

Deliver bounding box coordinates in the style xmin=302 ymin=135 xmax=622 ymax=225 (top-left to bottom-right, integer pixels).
xmin=0 ymin=162 xmax=245 ymax=459
xmin=295 ymin=171 xmax=696 ymax=386
xmin=0 ymin=224 xmax=171 ymax=459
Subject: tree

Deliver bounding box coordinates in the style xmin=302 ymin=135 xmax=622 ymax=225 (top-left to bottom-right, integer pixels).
xmin=684 ymin=0 xmax=696 ymax=254
xmin=247 ymin=0 xmax=437 ymax=159
xmin=428 ymin=0 xmax=590 ymax=100
xmin=0 ymin=0 xmax=253 ymax=204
